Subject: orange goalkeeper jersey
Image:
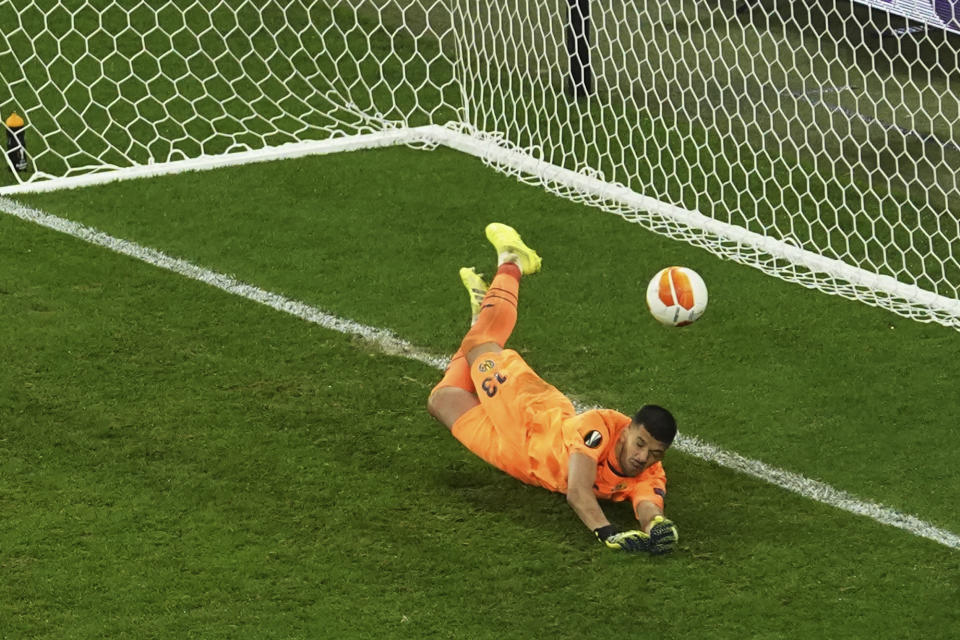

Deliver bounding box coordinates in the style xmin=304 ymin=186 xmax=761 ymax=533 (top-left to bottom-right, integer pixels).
xmin=453 ymin=349 xmax=667 ymax=516
xmin=531 ymin=408 xmax=667 ymax=513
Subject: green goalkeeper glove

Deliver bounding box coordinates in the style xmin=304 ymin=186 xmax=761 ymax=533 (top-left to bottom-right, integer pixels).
xmin=593 ymin=525 xmax=650 ymax=552
xmin=647 ymin=516 xmax=679 ymax=554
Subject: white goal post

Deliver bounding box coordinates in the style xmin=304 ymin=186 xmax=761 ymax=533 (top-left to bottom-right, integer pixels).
xmin=2 ymin=1 xmax=959 ymax=328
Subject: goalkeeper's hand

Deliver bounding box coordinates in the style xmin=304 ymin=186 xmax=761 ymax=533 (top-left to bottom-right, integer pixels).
xmin=593 ymin=525 xmax=650 ymax=552
xmin=594 ymin=518 xmax=679 ymax=554
xmin=647 ymin=515 xmax=679 ymax=554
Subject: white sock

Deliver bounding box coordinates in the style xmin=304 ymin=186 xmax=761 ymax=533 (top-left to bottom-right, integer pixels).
xmin=497 ymin=251 xmax=522 ymax=274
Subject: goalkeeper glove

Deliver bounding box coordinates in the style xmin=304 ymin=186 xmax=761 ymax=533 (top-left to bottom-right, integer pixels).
xmin=593 ymin=524 xmax=650 ymax=552
xmin=647 ymin=515 xmax=679 ymax=554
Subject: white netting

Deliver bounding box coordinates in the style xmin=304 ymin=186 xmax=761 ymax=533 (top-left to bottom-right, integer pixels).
xmin=443 ymin=0 xmax=960 ymax=327
xmin=0 ymin=0 xmax=458 ymax=180
xmin=2 ymin=0 xmax=959 ymax=328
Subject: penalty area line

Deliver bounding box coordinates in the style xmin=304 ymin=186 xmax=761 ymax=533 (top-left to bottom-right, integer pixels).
xmin=1 ymin=195 xmax=957 ymax=551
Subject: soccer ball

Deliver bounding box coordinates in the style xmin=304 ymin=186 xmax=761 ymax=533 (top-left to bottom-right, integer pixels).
xmin=645 ymin=266 xmax=708 ymax=327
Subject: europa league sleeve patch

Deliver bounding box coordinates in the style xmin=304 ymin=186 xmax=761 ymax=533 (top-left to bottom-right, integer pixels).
xmin=583 ymin=430 xmax=603 ymax=448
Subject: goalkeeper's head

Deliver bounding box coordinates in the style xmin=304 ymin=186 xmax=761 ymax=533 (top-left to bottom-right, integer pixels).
xmin=616 ymin=405 xmax=676 ymax=476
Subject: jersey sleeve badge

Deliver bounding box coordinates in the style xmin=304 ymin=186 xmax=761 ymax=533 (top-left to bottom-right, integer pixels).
xmin=583 ymin=430 xmax=603 ymax=448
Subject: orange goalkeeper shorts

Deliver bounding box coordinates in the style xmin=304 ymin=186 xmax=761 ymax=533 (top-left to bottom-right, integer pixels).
xmin=450 ymin=349 xmax=575 ymax=482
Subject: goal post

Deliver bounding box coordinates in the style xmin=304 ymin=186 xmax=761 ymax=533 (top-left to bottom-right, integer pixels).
xmin=2 ymin=0 xmax=959 ymax=330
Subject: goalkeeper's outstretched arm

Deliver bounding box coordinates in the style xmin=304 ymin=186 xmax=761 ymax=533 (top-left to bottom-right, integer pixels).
xmin=567 ymin=452 xmax=650 ymax=552
xmin=566 ymin=452 xmax=612 ymax=531
xmin=635 ymin=500 xmax=664 ymax=533
xmin=567 ymin=453 xmax=678 ymax=553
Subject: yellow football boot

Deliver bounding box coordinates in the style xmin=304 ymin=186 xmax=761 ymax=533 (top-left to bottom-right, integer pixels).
xmin=484 ymin=222 xmax=542 ymax=275
xmin=459 ymin=267 xmax=489 ymax=325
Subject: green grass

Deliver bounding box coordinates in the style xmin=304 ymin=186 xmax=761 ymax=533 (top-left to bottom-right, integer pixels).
xmin=3 ymin=146 xmax=959 ymax=638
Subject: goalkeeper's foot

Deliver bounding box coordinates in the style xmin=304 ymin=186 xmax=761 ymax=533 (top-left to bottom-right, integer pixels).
xmin=485 ymin=223 xmax=542 ymax=275
xmin=459 ymin=267 xmax=489 ymax=325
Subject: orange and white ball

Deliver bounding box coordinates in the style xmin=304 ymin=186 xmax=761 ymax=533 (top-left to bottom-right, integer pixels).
xmin=645 ymin=266 xmax=708 ymax=327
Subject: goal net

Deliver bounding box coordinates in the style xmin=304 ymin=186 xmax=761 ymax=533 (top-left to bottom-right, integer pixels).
xmin=2 ymin=0 xmax=959 ymax=329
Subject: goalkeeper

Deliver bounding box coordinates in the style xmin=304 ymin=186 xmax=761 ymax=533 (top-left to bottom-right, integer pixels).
xmin=427 ymin=223 xmax=679 ymax=554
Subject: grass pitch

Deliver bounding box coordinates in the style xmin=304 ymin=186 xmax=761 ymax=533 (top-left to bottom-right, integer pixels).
xmin=2 ymin=145 xmax=958 ymax=638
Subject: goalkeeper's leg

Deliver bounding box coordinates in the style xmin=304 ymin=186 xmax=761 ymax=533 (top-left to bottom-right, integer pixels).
xmin=427 ymin=265 xmax=516 ymax=429
xmin=458 ymin=262 xmax=520 ymax=359
xmin=428 ymin=222 xmax=541 ymax=429
xmin=459 ymin=222 xmax=541 ymax=363
xmin=428 ymin=342 xmax=477 ymax=430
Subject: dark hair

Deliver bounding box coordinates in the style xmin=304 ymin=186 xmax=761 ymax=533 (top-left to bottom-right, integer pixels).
xmin=633 ymin=405 xmax=677 ymax=446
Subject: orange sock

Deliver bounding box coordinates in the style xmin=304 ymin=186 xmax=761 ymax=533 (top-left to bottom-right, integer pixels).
xmin=430 ymin=348 xmax=474 ymax=396
xmin=459 ymin=264 xmax=520 ymax=355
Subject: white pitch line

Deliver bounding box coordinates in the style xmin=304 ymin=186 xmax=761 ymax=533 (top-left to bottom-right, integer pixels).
xmin=2 ymin=196 xmax=958 ymax=551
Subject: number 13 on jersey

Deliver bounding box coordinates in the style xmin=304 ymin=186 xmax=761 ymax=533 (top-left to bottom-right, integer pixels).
xmin=481 ymin=373 xmax=508 ymax=397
